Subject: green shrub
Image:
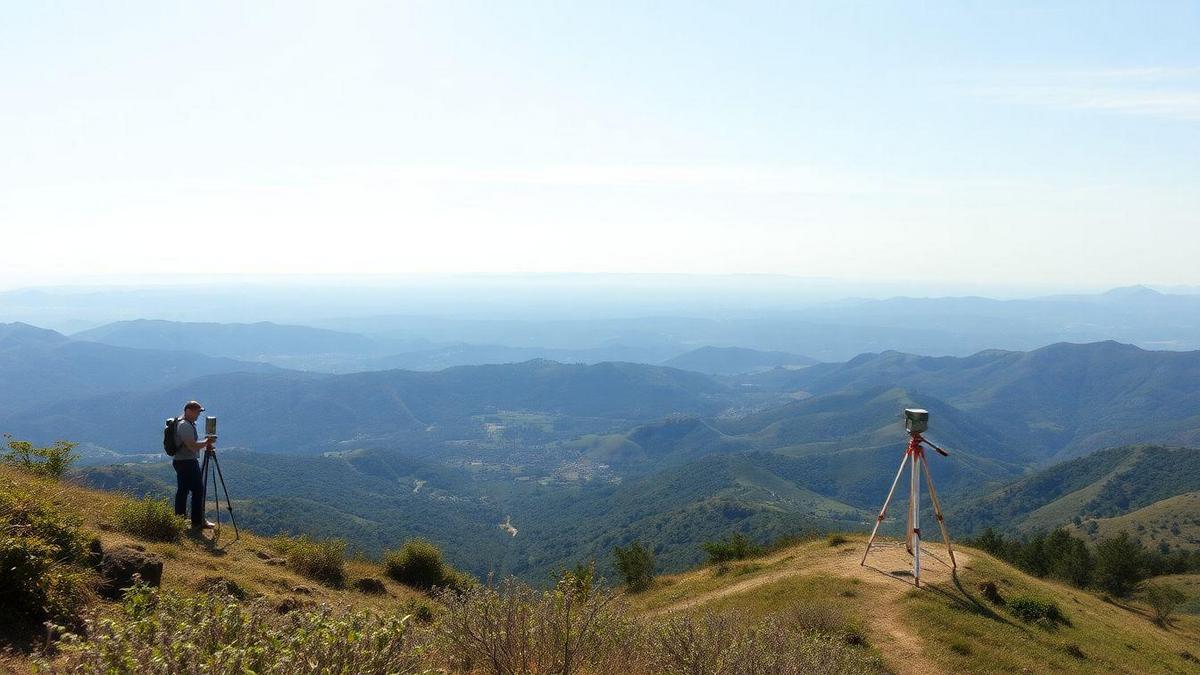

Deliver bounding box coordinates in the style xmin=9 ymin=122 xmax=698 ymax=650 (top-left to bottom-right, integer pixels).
xmin=115 ymin=497 xmax=186 ymax=542
xmin=827 ymin=533 xmax=850 ymax=547
xmin=48 ymin=585 xmax=430 ymax=673
xmin=1008 ymin=595 xmax=1067 ymax=627
xmin=1142 ymin=583 xmax=1187 ymax=626
xmin=0 ymin=473 xmax=95 ymax=627
xmin=272 ymin=534 xmax=347 ymax=587
xmin=1 ymin=436 xmax=78 ymax=479
xmin=383 ymin=538 xmax=472 ymax=592
xmin=703 ymin=532 xmax=762 ymax=564
xmin=384 ymin=538 xmax=445 ymax=589
xmin=613 ymin=541 xmax=655 ymax=592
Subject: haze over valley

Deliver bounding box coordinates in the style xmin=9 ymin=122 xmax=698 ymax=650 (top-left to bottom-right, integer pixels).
xmin=5 ymin=281 xmax=1200 ymax=579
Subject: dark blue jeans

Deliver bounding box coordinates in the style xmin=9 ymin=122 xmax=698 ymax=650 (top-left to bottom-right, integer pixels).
xmin=172 ymin=459 xmax=205 ymax=526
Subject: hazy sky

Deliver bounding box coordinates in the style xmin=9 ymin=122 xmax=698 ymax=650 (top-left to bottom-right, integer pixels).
xmin=2 ymin=1 xmax=1197 ymax=288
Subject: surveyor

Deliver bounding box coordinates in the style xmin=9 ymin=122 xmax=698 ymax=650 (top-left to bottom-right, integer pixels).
xmin=173 ymin=400 xmax=215 ymax=529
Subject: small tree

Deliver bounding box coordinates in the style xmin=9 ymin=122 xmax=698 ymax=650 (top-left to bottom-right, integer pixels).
xmin=974 ymin=527 xmax=1005 ymax=557
xmin=1045 ymin=528 xmax=1094 ymax=588
xmin=613 ymin=541 xmax=655 ymax=592
xmin=1143 ymin=583 xmax=1187 ymax=626
xmin=1094 ymin=532 xmax=1145 ymax=597
xmin=1 ymin=436 xmax=78 ymax=479
xmin=703 ymin=532 xmax=761 ymax=565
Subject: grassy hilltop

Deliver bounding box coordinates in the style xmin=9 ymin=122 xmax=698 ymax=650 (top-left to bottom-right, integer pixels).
xmin=4 ymin=463 xmax=1200 ymax=674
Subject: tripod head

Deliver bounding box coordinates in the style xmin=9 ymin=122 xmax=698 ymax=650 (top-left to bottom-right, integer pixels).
xmin=904 ymin=408 xmax=949 ymax=457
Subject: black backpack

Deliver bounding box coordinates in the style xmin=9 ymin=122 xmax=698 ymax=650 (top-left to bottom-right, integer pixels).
xmin=163 ymin=417 xmax=180 ymax=456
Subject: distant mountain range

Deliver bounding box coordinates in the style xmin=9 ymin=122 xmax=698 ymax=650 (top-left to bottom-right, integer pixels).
xmin=8 ymin=283 xmax=1197 ymax=362
xmin=0 ymin=322 xmax=275 ymax=413
xmin=661 ymin=346 xmax=815 ymax=375
xmin=74 ymin=319 xmax=377 ymax=361
xmin=5 ymin=333 xmax=1190 ymax=578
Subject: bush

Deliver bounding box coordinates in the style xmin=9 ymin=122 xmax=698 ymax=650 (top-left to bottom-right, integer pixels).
xmin=786 ymin=601 xmax=866 ymax=645
xmin=648 ymin=611 xmax=884 ymax=674
xmin=703 ymin=532 xmax=763 ymax=565
xmin=613 ymin=541 xmax=655 ymax=592
xmin=827 ymin=533 xmax=850 ymax=547
xmin=0 ymin=473 xmax=95 ymax=628
xmin=1 ymin=436 xmax=78 ymax=479
xmin=115 ymin=497 xmax=186 ymax=542
xmin=383 ymin=538 xmax=470 ymax=591
xmin=1142 ymin=583 xmax=1187 ymax=626
xmin=384 ymin=539 xmax=444 ymax=588
xmin=49 ymin=585 xmax=431 ymax=673
xmin=435 ymin=574 xmax=623 ymax=674
xmin=1008 ymin=595 xmax=1067 ymax=627
xmin=272 ymin=534 xmax=347 ymax=587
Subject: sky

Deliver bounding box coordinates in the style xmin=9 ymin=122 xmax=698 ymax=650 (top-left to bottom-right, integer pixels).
xmin=2 ymin=1 xmax=1198 ymax=290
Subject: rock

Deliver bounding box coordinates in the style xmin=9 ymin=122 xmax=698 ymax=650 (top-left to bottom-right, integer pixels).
xmin=274 ymin=596 xmax=307 ymax=614
xmin=291 ymin=585 xmax=312 ymax=595
xmin=978 ymin=580 xmax=1004 ymax=605
xmin=351 ymin=577 xmax=387 ymax=595
xmin=266 ymin=557 xmax=287 ymax=566
xmin=256 ymin=550 xmax=273 ymax=560
xmin=199 ymin=575 xmax=248 ymax=600
xmin=87 ymin=538 xmax=104 ymax=568
xmin=98 ymin=545 xmax=163 ymax=599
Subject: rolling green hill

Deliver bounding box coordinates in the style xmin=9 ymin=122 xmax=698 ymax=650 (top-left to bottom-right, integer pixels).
xmin=951 ymin=446 xmax=1200 ymax=537
xmin=1068 ymin=492 xmax=1200 ymax=550
xmin=753 ymin=341 xmax=1200 ymax=461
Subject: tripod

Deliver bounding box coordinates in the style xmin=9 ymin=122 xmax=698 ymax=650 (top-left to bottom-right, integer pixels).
xmin=199 ymin=447 xmax=240 ymax=541
xmin=860 ymin=429 xmax=956 ymax=586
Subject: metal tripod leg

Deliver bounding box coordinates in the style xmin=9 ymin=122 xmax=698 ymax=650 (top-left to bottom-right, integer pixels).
xmin=862 ymin=451 xmax=910 ymax=566
xmin=199 ymin=451 xmax=212 ymax=528
xmin=208 ymin=451 xmax=221 ymax=533
xmin=210 ymin=453 xmax=240 ymax=540
xmin=911 ymin=451 xmax=922 ymax=586
xmin=920 ymin=456 xmax=956 ymax=570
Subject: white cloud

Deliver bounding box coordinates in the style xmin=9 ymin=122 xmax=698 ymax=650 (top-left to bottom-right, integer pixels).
xmin=977 ymin=68 xmax=1200 ymax=121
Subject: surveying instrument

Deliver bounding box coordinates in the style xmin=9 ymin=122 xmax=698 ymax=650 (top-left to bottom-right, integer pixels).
xmin=860 ymin=408 xmax=956 ymax=586
xmin=199 ymin=416 xmax=240 ymax=542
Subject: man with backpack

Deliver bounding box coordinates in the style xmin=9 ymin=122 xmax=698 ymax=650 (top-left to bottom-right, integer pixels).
xmin=170 ymin=400 xmax=215 ymax=529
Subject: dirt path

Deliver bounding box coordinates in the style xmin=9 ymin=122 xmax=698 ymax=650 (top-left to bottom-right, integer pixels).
xmin=649 ymin=541 xmax=970 ymax=675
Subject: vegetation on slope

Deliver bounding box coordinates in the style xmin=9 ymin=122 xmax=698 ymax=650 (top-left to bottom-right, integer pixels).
xmin=1 ymin=445 xmax=887 ymax=674
xmin=629 ymin=535 xmax=1200 ymax=674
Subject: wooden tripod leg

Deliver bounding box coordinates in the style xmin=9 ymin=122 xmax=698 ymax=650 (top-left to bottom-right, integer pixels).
xmin=920 ymin=456 xmax=956 ymax=570
xmin=862 ymin=452 xmax=910 ymax=566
